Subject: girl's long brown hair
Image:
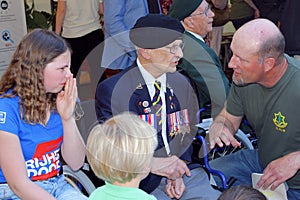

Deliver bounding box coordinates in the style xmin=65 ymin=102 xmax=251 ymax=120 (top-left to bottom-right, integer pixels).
xmin=0 ymin=29 xmax=70 ymax=125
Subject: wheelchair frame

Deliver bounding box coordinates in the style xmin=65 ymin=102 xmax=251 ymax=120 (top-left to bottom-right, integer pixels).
xmin=63 ymin=100 xmax=255 ymax=196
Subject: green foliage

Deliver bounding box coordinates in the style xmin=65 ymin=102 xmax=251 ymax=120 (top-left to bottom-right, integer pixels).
xmin=24 ymin=0 xmax=55 ymax=30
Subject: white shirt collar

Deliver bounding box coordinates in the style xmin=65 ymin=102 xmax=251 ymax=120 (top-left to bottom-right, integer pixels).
xmin=187 ymin=30 xmax=204 ymax=42
xmin=137 ymin=58 xmax=167 ymax=94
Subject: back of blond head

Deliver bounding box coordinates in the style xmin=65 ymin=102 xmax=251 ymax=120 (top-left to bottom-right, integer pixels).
xmin=86 ymin=112 xmax=158 ymax=184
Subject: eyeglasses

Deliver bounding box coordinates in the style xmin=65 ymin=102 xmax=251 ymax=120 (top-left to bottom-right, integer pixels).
xmin=164 ymin=42 xmax=184 ymax=54
xmin=190 ymin=5 xmax=211 ymax=17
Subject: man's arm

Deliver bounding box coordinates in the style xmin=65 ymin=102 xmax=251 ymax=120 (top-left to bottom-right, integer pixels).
xmin=151 ymin=156 xmax=191 ymax=180
xmin=55 ymin=0 xmax=66 ymax=35
xmin=244 ymin=0 xmax=260 ymax=18
xmin=209 ymin=108 xmax=243 ymax=149
xmin=98 ymin=1 xmax=104 ymax=16
xmin=104 ymin=0 xmax=128 ymax=36
xmin=103 ymin=0 xmax=135 ymax=49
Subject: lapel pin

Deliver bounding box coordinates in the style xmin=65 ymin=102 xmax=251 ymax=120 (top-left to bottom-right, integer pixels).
xmin=136 ymin=83 xmax=143 ymax=89
xmin=142 ymin=101 xmax=149 ymax=107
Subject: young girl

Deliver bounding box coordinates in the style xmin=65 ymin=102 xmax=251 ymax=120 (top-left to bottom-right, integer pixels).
xmin=0 ymin=29 xmax=87 ymax=200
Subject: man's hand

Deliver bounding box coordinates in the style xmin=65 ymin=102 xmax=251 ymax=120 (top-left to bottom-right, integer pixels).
xmin=164 ymin=178 xmax=185 ymax=199
xmin=208 ymin=109 xmax=242 ymax=149
xmin=257 ymin=152 xmax=300 ymax=190
xmin=209 ymin=120 xmax=240 ymax=149
xmin=151 ymin=156 xmax=191 ymax=180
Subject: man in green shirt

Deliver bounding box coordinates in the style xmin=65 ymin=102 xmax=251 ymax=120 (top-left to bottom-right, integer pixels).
xmin=209 ymin=18 xmax=300 ymax=200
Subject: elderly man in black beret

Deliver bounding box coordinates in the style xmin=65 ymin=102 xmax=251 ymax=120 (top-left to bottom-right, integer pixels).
xmin=95 ymin=14 xmax=221 ymax=199
xmin=168 ymin=0 xmax=230 ymax=118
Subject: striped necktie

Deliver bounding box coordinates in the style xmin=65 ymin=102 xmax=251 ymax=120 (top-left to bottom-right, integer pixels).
xmin=152 ymin=81 xmax=162 ymax=131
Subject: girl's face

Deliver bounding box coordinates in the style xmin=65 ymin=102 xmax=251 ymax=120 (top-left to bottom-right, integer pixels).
xmin=43 ymin=50 xmax=71 ymax=93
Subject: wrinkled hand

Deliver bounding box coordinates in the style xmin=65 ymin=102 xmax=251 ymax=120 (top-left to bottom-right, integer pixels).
xmin=257 ymin=152 xmax=299 ymax=190
xmin=151 ymin=156 xmax=191 ymax=180
xmin=56 ymin=74 xmax=77 ymax=121
xmin=165 ymin=178 xmax=185 ymax=199
xmin=209 ymin=121 xmax=240 ymax=149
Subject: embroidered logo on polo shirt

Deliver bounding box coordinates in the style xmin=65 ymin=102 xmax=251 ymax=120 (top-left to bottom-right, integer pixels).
xmin=0 ymin=111 xmax=6 ymax=123
xmin=273 ymin=112 xmax=288 ymax=133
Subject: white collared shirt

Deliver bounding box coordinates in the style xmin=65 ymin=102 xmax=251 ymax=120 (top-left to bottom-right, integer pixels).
xmin=187 ymin=30 xmax=204 ymax=42
xmin=137 ymin=59 xmax=170 ymax=155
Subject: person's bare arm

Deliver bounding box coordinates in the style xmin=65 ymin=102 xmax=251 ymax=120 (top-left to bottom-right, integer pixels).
xmin=98 ymin=1 xmax=104 ymax=16
xmin=151 ymin=156 xmax=191 ymax=180
xmin=209 ymin=108 xmax=243 ymax=149
xmin=55 ymin=0 xmax=66 ymax=35
xmin=244 ymin=0 xmax=260 ymax=18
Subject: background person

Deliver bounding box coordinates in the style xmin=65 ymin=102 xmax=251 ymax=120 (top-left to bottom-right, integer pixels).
xmin=252 ymin=0 xmax=281 ymax=25
xmin=86 ymin=112 xmax=158 ymax=200
xmin=279 ymin=0 xmax=300 ymax=61
xmin=95 ymin=14 xmax=221 ymax=199
xmin=55 ymin=0 xmax=104 ymax=77
xmin=208 ymin=19 xmax=300 ymax=200
xmin=0 ymin=29 xmax=86 ymax=200
xmin=102 ymin=0 xmax=161 ymax=71
xmin=168 ymin=0 xmax=230 ymax=118
xmin=207 ymin=0 xmax=229 ymax=56
xmin=230 ymin=0 xmax=260 ymax=30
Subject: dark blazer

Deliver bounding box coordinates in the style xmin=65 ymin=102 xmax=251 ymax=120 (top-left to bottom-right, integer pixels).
xmin=95 ymin=64 xmax=199 ymax=193
xmin=178 ymin=31 xmax=231 ymax=118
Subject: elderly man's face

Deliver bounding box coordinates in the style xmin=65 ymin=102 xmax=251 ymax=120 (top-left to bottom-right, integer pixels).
xmin=147 ymin=39 xmax=184 ymax=78
xmin=186 ymin=0 xmax=214 ymax=37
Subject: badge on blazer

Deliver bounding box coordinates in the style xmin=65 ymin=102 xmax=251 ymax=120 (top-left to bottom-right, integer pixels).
xmin=142 ymin=101 xmax=149 ymax=107
xmin=167 ymin=84 xmax=174 ymax=96
xmin=144 ymin=107 xmax=151 ymax=114
xmin=136 ymin=83 xmax=143 ymax=89
xmin=168 ymin=109 xmax=190 ymax=143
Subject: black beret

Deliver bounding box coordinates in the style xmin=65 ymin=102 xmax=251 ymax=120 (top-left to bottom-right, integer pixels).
xmin=129 ymin=14 xmax=184 ymax=49
xmin=168 ymin=0 xmax=203 ymax=21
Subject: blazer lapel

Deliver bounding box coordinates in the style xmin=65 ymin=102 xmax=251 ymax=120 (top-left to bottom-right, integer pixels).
xmin=185 ymin=31 xmax=222 ymax=68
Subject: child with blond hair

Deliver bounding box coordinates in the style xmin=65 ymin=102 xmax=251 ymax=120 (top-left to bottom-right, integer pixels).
xmin=86 ymin=112 xmax=158 ymax=199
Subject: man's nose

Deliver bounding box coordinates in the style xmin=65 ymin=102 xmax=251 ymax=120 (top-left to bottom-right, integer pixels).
xmin=175 ymin=48 xmax=183 ymax=59
xmin=228 ymin=55 xmax=238 ymax=69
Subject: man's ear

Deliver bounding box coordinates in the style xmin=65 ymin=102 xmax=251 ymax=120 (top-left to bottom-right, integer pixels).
xmin=183 ymin=17 xmax=193 ymax=29
xmin=263 ymin=57 xmax=276 ymax=72
xmin=139 ymin=48 xmax=151 ymax=60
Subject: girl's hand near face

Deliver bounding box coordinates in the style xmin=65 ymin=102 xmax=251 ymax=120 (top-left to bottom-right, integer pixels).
xmin=56 ymin=74 xmax=78 ymax=121
xmin=58 ymin=73 xmax=85 ymax=170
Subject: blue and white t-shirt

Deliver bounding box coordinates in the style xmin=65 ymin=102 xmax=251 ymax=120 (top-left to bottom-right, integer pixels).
xmin=0 ymin=94 xmax=63 ymax=182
